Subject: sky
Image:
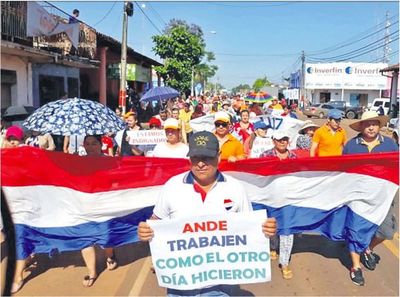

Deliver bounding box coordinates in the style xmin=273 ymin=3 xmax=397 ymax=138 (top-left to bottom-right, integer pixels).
xmin=47 ymin=1 xmax=399 ymax=90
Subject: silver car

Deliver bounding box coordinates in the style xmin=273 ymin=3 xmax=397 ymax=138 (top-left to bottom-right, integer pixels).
xmin=303 ymin=103 xmax=345 ymax=119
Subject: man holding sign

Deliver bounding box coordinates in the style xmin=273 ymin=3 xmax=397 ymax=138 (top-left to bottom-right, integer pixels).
xmin=138 ymin=131 xmax=277 ymax=296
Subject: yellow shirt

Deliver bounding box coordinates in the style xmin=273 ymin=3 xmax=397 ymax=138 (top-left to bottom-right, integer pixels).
xmin=179 ymin=110 xmax=193 ymax=133
xmin=312 ymin=124 xmax=347 ymax=156
xmin=217 ymin=133 xmax=245 ymax=160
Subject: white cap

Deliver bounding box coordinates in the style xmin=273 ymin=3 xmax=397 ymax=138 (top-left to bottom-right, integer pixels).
xmin=272 ymin=130 xmax=290 ymax=140
xmin=163 ymin=118 xmax=179 ymax=130
xmin=214 ymin=111 xmax=230 ymax=123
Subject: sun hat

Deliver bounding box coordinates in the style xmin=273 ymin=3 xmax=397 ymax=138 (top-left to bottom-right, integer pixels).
xmin=254 ymin=121 xmax=269 ymax=130
xmin=222 ymin=100 xmax=230 ymax=106
xmin=163 ymin=118 xmax=179 ymax=130
xmin=272 ymin=130 xmax=290 ymax=140
xmin=327 ymin=109 xmax=343 ymax=120
xmin=299 ymin=120 xmax=319 ymax=134
xmin=214 ymin=111 xmax=230 ymax=123
xmin=5 ymin=125 xmax=24 ymax=141
xmin=187 ymin=131 xmax=219 ymax=158
xmin=349 ymin=110 xmax=388 ymax=132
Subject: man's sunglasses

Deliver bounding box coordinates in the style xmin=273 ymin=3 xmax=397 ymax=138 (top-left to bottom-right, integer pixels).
xmin=150 ymin=125 xmax=159 ymax=128
xmin=215 ymin=122 xmax=228 ymax=128
xmin=329 ymin=118 xmax=341 ymax=122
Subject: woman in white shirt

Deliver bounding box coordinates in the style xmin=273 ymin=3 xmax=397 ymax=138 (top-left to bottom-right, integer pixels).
xmin=152 ymin=118 xmax=189 ymax=158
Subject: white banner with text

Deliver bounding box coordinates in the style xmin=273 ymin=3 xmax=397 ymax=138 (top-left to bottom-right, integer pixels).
xmin=148 ymin=210 xmax=271 ymax=290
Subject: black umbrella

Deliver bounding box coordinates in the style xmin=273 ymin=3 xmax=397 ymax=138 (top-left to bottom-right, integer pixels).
xmin=2 ymin=105 xmax=36 ymax=121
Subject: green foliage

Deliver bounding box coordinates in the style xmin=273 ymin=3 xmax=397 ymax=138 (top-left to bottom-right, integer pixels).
xmin=152 ymin=20 xmax=206 ymax=93
xmin=232 ymin=84 xmax=251 ymax=94
xmin=252 ymin=76 xmax=272 ymax=91
xmin=194 ymin=51 xmax=218 ymax=91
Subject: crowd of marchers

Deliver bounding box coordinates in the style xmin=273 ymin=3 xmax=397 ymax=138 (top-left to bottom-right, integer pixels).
xmin=1 ymin=94 xmax=398 ymax=293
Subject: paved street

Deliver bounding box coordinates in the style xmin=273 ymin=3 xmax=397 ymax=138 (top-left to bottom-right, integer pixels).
xmin=2 ymin=115 xmax=398 ymax=296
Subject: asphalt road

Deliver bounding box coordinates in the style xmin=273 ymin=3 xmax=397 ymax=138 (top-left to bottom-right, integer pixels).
xmin=2 ymin=114 xmax=399 ymax=296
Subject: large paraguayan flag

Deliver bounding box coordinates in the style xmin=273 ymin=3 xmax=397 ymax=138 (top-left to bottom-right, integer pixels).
xmin=1 ymin=147 xmax=398 ymax=259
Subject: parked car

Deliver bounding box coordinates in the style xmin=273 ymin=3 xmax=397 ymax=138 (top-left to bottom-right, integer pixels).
xmin=303 ymin=103 xmax=345 ymax=119
xmin=369 ymin=98 xmax=399 ymax=115
xmin=327 ymin=101 xmax=363 ymax=119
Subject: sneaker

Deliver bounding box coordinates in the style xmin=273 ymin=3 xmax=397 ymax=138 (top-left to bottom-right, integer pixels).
xmin=371 ymin=251 xmax=381 ymax=263
xmin=350 ymin=268 xmax=365 ymax=286
xmin=361 ymin=252 xmax=376 ymax=270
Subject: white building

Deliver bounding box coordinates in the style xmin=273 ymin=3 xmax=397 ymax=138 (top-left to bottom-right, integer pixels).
xmin=305 ymin=62 xmax=388 ymax=107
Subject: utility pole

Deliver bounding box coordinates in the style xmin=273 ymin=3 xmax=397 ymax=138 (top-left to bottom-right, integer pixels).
xmin=300 ymin=50 xmax=306 ymax=105
xmin=191 ymin=67 xmax=194 ymax=97
xmin=119 ymin=2 xmax=133 ymax=114
xmin=383 ymin=11 xmax=391 ymax=64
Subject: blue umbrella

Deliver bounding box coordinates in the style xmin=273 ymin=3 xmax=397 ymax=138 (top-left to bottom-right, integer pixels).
xmin=22 ymin=98 xmax=125 ymax=136
xmin=140 ymin=86 xmax=179 ymax=103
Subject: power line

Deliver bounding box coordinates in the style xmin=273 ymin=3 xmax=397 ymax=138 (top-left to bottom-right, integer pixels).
xmin=92 ymin=2 xmax=118 ymax=27
xmin=307 ymin=14 xmax=399 ymax=55
xmin=335 ymin=36 xmax=399 ymax=62
xmin=309 ymin=30 xmax=399 ymax=61
xmin=146 ymin=2 xmax=167 ymax=26
xmin=308 ymin=20 xmax=398 ymax=59
xmin=215 ymin=52 xmax=300 ymax=57
xmin=134 ymin=1 xmax=162 ymax=34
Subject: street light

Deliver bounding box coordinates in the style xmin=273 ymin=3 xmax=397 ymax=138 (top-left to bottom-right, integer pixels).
xmin=119 ymin=2 xmax=133 ymax=114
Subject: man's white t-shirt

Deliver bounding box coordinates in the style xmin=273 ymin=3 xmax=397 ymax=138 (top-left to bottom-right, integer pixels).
xmin=152 ymin=142 xmax=189 ymax=158
xmin=153 ymin=171 xmax=252 ymax=220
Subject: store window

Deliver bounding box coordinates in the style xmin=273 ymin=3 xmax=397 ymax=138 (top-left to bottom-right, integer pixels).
xmin=320 ymin=92 xmax=331 ymax=103
xmin=1 ymin=69 xmax=17 ymax=109
xmin=39 ymin=75 xmax=65 ymax=106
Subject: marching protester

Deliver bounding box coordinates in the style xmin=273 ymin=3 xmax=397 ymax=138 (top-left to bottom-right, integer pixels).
xmin=190 ymin=103 xmax=206 ymax=120
xmin=179 ymin=102 xmax=194 ymax=142
xmin=296 ymin=120 xmax=319 ymax=151
xmin=232 ymin=109 xmax=254 ymax=144
xmin=244 ymin=121 xmax=273 ymax=158
xmin=25 ymin=131 xmax=56 ymax=151
xmin=342 ymin=110 xmax=398 ymax=286
xmin=137 ymin=131 xmax=277 ymax=296
xmin=260 ymin=130 xmax=297 ymax=280
xmin=170 ymin=107 xmax=187 ymax=143
xmin=63 ymin=134 xmax=86 ymax=155
xmin=213 ymin=111 xmax=246 ymax=162
xmin=81 ymin=135 xmax=118 ymax=287
xmin=152 ymin=118 xmax=189 ymax=158
xmin=116 ymin=113 xmax=144 ymax=156
xmin=310 ymin=109 xmax=347 ymax=157
xmin=154 ymin=109 xmax=168 ymax=128
xmin=1 ymin=126 xmax=24 ymax=149
xmin=101 ymin=132 xmax=114 ymax=156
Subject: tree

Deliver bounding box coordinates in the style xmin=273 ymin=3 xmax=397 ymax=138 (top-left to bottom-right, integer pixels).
xmin=152 ymin=20 xmax=205 ymax=93
xmin=252 ymin=76 xmax=272 ymax=91
xmin=194 ymin=51 xmax=218 ymax=93
xmin=232 ymin=84 xmax=251 ymax=94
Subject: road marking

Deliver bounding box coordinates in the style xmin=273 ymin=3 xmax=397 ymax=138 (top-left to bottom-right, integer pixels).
xmin=128 ymin=256 xmax=152 ymax=296
xmin=383 ymin=232 xmax=399 ymax=258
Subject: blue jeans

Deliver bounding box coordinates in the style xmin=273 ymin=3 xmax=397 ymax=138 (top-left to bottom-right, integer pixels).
xmin=167 ymin=285 xmax=235 ymax=297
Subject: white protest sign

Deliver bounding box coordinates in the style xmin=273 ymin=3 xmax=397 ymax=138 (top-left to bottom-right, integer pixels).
xmin=250 ymin=136 xmax=274 ymax=158
xmin=148 ymin=210 xmax=271 ymax=290
xmin=127 ymin=130 xmax=166 ymax=145
xmin=254 ymin=115 xmax=304 ymax=150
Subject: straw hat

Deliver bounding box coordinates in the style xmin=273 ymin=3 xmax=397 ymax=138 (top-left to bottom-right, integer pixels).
xmin=349 ymin=110 xmax=388 ymax=132
xmin=299 ymin=120 xmax=319 ymax=134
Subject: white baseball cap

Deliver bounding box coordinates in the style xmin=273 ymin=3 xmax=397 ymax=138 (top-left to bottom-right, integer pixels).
xmin=163 ymin=118 xmax=179 ymax=130
xmin=214 ymin=111 xmax=230 ymax=123
xmin=272 ymin=130 xmax=290 ymax=140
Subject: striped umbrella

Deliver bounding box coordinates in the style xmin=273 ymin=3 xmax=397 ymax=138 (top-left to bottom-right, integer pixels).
xmin=245 ymin=92 xmax=273 ymax=103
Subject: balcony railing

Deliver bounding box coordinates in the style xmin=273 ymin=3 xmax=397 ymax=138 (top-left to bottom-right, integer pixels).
xmin=1 ymin=1 xmax=97 ymax=59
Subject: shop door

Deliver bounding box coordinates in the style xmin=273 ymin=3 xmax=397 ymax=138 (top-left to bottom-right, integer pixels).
xmin=350 ymin=93 xmax=360 ymax=106
xmin=320 ymin=92 xmax=331 ymax=103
